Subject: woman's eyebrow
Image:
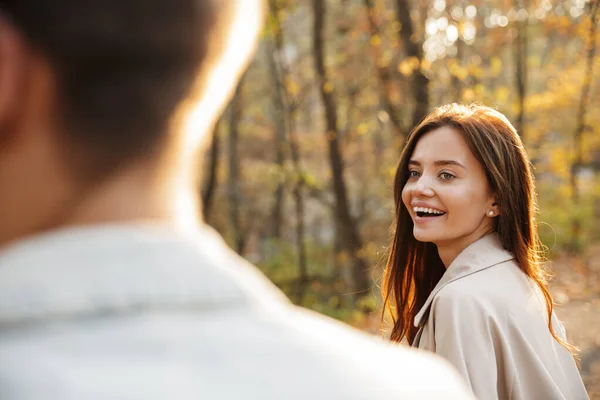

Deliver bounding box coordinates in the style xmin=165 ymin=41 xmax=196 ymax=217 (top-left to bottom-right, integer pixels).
xmin=408 ymin=159 xmax=465 ymax=169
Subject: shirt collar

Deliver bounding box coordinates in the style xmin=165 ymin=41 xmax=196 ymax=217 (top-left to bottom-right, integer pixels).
xmin=413 ymin=232 xmax=514 ymax=327
xmin=0 ymin=223 xmax=288 ymax=326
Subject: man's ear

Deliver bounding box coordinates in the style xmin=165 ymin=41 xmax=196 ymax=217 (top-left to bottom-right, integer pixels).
xmin=0 ymin=15 xmax=27 ymax=136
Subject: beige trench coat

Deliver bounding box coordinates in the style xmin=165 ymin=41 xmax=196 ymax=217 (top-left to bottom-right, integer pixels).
xmin=413 ymin=233 xmax=588 ymax=400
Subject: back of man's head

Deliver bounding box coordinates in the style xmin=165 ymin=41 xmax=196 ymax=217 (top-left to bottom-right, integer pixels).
xmin=0 ymin=0 xmax=262 ymax=244
xmin=0 ymin=0 xmax=260 ymax=177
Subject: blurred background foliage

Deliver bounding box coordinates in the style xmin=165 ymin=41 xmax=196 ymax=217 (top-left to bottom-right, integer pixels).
xmin=200 ymin=0 xmax=600 ymax=394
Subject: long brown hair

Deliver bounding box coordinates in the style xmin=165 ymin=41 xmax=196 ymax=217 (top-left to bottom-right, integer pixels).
xmin=381 ymin=103 xmax=576 ymax=354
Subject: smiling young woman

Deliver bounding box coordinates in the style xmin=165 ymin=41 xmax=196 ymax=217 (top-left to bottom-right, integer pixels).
xmin=382 ymin=103 xmax=588 ymax=399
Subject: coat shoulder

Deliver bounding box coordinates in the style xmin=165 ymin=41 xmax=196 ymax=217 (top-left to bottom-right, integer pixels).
xmin=432 ymin=258 xmax=544 ymax=327
xmin=443 ymin=258 xmax=529 ymax=295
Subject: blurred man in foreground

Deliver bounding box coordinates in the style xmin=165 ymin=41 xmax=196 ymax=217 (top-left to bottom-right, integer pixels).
xmin=0 ymin=1 xmax=473 ymax=398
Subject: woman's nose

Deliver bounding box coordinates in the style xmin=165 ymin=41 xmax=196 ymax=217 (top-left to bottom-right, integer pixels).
xmin=411 ymin=180 xmax=435 ymax=197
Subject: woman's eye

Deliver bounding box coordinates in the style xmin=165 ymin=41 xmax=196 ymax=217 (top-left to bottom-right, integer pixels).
xmin=440 ymin=172 xmax=455 ymax=181
xmin=408 ymin=170 xmax=420 ymax=178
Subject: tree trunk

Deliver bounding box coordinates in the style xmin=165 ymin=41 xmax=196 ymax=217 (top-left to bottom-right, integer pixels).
xmin=395 ymin=0 xmax=429 ymax=128
xmin=363 ymin=0 xmax=405 ymax=136
xmin=514 ymin=0 xmax=528 ymax=140
xmin=228 ymin=79 xmax=246 ymax=255
xmin=451 ymin=37 xmax=464 ymax=103
xmin=201 ymin=119 xmax=221 ymax=222
xmin=267 ymin=42 xmax=286 ymax=240
xmin=312 ymin=0 xmax=371 ymax=295
xmin=571 ymin=0 xmax=599 ymax=252
xmin=270 ymin=0 xmax=309 ymax=301
xmin=289 ymin=127 xmax=309 ymax=303
xmin=595 ymin=171 xmax=600 ymax=242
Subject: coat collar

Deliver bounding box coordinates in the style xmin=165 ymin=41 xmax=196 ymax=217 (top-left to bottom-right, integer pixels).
xmin=413 ymin=232 xmax=514 ymax=327
xmin=0 ymin=223 xmax=288 ymax=326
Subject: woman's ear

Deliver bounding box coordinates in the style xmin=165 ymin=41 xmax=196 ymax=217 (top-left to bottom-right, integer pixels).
xmin=488 ymin=199 xmax=500 ymax=217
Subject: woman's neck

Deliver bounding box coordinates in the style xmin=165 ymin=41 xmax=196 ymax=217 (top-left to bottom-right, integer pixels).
xmin=435 ymin=228 xmax=495 ymax=268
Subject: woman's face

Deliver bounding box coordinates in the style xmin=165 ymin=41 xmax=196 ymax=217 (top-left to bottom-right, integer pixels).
xmin=401 ymin=126 xmax=498 ymax=253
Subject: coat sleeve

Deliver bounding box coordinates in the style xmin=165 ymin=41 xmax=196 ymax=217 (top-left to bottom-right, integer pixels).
xmin=431 ymin=289 xmax=508 ymax=400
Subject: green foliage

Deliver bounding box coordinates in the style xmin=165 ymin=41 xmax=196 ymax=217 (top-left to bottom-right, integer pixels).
xmin=256 ymin=237 xmax=379 ymax=325
xmin=537 ymin=177 xmax=600 ymax=254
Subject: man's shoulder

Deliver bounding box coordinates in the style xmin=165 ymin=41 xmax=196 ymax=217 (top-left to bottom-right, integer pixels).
xmin=0 ymin=297 xmax=473 ymax=400
xmin=0 ymin=225 xmax=473 ymax=399
xmin=238 ymin=304 xmax=474 ymax=399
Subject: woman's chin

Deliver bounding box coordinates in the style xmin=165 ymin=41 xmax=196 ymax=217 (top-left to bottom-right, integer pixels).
xmin=412 ymin=228 xmax=442 ymax=244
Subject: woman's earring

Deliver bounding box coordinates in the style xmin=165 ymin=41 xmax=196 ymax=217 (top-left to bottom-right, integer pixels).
xmin=488 ymin=210 xmax=495 ymax=217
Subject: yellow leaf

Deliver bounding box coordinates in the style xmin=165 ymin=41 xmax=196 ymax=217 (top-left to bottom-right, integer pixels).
xmin=398 ymin=59 xmax=414 ymax=76
xmin=467 ymin=63 xmax=484 ymax=79
xmin=462 ymin=88 xmax=475 ymax=102
xmin=491 ymin=57 xmax=503 ymax=77
xmin=420 ymin=58 xmax=432 ymax=72
xmin=370 ymin=34 xmax=382 ymax=47
xmin=549 ymin=147 xmax=571 ymax=179
xmin=495 ymin=86 xmax=510 ymax=102
xmin=474 ymin=84 xmax=485 ymax=96
xmin=449 ymin=63 xmax=468 ymax=81
xmin=408 ymin=56 xmax=420 ymax=69
xmin=357 ymin=123 xmax=369 ymax=135
xmin=323 ymin=81 xmax=334 ymax=93
xmin=286 ymin=79 xmax=299 ymax=95
xmin=558 ymin=184 xmax=571 ymax=198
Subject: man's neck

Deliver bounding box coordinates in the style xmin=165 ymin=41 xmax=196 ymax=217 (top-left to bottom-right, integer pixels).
xmin=61 ymin=161 xmax=200 ymax=231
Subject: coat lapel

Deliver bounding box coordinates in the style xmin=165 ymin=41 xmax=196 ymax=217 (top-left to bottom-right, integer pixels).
xmin=413 ymin=233 xmax=514 ymax=328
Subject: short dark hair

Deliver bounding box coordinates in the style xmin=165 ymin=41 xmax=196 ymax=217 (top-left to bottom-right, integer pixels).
xmin=0 ymin=0 xmax=221 ymax=178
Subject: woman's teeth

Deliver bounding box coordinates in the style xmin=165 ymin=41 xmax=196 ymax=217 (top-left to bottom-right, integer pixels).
xmin=413 ymin=206 xmax=445 ymax=216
